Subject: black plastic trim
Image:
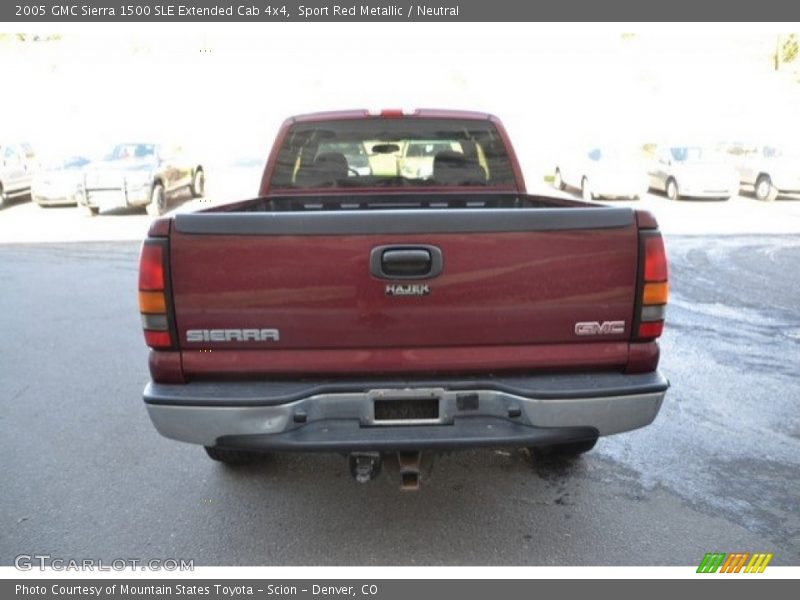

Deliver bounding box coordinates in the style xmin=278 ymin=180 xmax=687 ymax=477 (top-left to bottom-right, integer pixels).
xmin=174 ymin=206 xmax=634 ymax=236
xmin=144 ymin=371 xmax=669 ymax=408
xmin=215 ymin=418 xmax=599 ymax=453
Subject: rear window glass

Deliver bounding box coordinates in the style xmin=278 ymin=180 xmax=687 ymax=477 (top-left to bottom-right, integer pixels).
xmin=269 ymin=118 xmax=516 ymax=189
xmin=670 ymin=146 xmax=705 ymax=162
xmin=44 ymin=156 xmax=90 ymax=170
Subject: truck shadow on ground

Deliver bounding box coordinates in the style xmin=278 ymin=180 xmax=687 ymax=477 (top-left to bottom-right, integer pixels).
xmin=217 ymin=447 xmax=586 ymax=489
xmin=186 ymin=448 xmax=595 ymax=564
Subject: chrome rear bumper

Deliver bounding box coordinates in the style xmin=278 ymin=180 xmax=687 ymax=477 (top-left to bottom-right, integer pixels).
xmin=144 ymin=372 xmax=668 ymax=450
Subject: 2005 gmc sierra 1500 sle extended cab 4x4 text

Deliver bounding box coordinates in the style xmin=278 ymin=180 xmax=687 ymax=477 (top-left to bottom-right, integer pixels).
xmin=138 ymin=109 xmax=669 ymax=490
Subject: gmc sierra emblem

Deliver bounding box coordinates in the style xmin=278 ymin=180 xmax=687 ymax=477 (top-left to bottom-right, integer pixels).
xmin=186 ymin=329 xmax=280 ymax=343
xmin=574 ymin=321 xmax=626 ymax=336
xmin=385 ymin=284 xmax=430 ymax=296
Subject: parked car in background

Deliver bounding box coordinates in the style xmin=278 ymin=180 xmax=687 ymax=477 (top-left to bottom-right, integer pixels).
xmin=727 ymin=143 xmax=800 ymax=202
xmin=80 ymin=143 xmax=204 ymax=216
xmin=648 ymin=146 xmax=738 ymax=200
xmin=554 ymin=147 xmax=648 ymax=200
xmin=364 ymin=139 xmax=405 ymax=176
xmin=400 ymin=140 xmax=461 ymax=179
xmin=31 ymin=155 xmax=90 ymax=207
xmin=0 ymin=142 xmax=37 ymax=207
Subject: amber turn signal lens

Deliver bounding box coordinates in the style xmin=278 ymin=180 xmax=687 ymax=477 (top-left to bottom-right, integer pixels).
xmin=138 ymin=290 xmax=167 ymax=314
xmin=643 ymin=281 xmax=669 ymax=305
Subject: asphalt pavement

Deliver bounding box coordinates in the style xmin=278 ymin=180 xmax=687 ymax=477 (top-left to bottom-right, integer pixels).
xmin=1 ymin=197 xmax=799 ymax=566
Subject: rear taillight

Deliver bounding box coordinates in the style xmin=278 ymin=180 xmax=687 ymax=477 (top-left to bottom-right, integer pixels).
xmin=138 ymin=239 xmax=174 ymax=350
xmin=635 ymin=232 xmax=668 ymax=340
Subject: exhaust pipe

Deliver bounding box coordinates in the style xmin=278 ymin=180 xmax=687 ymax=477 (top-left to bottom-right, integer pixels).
xmin=348 ymin=452 xmax=382 ymax=483
xmin=397 ymin=451 xmax=423 ymax=491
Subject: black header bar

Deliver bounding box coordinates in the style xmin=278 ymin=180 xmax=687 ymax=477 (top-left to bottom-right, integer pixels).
xmin=5 ymin=0 xmax=800 ymax=22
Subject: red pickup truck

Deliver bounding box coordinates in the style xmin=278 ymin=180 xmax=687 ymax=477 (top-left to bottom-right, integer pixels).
xmin=139 ymin=109 xmax=669 ymax=489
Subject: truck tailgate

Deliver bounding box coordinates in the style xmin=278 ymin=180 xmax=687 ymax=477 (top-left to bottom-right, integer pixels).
xmin=168 ymin=203 xmax=638 ymax=376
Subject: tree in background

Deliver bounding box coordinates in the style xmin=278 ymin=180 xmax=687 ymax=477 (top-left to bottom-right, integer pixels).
xmin=774 ymin=33 xmax=799 ymax=71
xmin=0 ymin=33 xmax=61 ymax=43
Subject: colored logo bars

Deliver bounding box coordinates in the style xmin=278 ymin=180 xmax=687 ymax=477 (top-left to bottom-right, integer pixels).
xmin=697 ymin=552 xmax=773 ymax=573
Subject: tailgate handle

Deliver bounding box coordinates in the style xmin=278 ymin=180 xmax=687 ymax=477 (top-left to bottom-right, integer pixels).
xmin=383 ymin=250 xmax=430 ymax=275
xmin=370 ymin=245 xmax=443 ymax=280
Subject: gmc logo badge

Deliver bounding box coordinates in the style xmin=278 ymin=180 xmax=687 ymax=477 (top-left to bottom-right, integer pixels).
xmin=574 ymin=321 xmax=626 ymax=336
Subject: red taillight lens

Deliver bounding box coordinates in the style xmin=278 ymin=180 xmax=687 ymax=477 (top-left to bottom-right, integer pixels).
xmin=139 ymin=240 xmax=173 ymax=349
xmin=637 ymin=232 xmax=668 ymax=341
xmin=144 ymin=330 xmax=172 ymax=349
xmin=637 ymin=321 xmax=664 ymax=339
xmin=644 ymin=235 xmax=668 ymax=282
xmin=139 ymin=243 xmax=165 ymax=290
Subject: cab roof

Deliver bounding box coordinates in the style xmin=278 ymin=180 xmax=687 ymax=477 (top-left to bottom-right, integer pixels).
xmin=289 ymin=109 xmax=497 ymax=123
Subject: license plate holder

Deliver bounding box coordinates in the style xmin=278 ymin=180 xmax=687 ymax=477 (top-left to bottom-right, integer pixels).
xmin=368 ymin=388 xmax=444 ymax=426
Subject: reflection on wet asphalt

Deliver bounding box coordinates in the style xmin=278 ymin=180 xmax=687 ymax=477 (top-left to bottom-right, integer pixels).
xmin=601 ymin=235 xmax=800 ymax=550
